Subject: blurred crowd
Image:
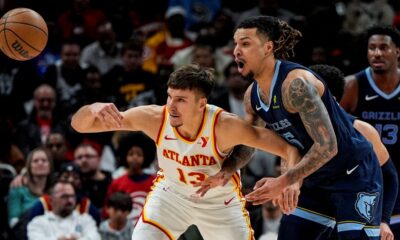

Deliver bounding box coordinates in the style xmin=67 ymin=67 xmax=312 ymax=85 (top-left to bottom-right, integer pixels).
xmin=0 ymin=0 xmax=399 ymax=239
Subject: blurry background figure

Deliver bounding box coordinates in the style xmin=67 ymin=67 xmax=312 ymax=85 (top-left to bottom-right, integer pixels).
xmin=168 ymin=0 xmax=221 ymax=31
xmin=56 ymin=0 xmax=106 ymax=46
xmin=129 ymin=63 xmax=174 ymax=107
xmin=99 ymin=192 xmax=133 ymax=240
xmin=73 ymin=143 xmax=112 ymax=210
xmin=0 ymin=119 xmax=25 ymax=173
xmin=45 ymin=132 xmax=71 ymax=172
xmin=29 ymin=162 xmax=101 ymax=226
xmin=27 ymin=181 xmax=101 ymax=240
xmin=209 ymin=61 xmax=252 ymax=118
xmin=171 ymin=33 xmax=232 ymax=84
xmin=80 ymin=21 xmax=122 ymax=74
xmin=105 ymin=132 xmax=156 ymax=226
xmin=103 ymin=37 xmax=155 ymax=110
xmin=236 ymin=0 xmax=297 ymax=26
xmin=43 ymin=40 xmax=86 ymax=119
xmin=15 ymin=84 xmax=67 ymax=156
xmin=8 ymin=148 xmax=53 ymax=239
xmin=250 ymin=201 xmax=282 ymax=240
xmin=142 ymin=6 xmax=193 ymax=74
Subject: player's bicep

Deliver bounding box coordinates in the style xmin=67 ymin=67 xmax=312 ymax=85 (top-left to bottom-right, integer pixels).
xmin=282 ymin=77 xmax=337 ymax=153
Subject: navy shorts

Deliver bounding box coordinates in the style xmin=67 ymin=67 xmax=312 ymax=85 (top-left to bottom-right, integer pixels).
xmin=278 ymin=150 xmax=383 ymax=240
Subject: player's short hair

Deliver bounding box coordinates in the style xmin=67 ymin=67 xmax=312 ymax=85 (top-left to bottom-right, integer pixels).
xmin=365 ymin=25 xmax=400 ymax=47
xmin=107 ymin=192 xmax=133 ymax=212
xmin=236 ymin=16 xmax=302 ymax=60
xmin=167 ymin=64 xmax=215 ymax=98
xmin=309 ymin=64 xmax=345 ymax=101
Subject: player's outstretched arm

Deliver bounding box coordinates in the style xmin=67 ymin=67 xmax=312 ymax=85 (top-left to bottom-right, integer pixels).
xmin=71 ymin=103 xmax=163 ymax=139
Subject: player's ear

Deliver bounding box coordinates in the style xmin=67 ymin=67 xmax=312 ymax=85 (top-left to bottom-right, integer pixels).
xmin=396 ymin=46 xmax=400 ymax=58
xmin=264 ymin=40 xmax=273 ymax=56
xmin=199 ymin=97 xmax=207 ymax=109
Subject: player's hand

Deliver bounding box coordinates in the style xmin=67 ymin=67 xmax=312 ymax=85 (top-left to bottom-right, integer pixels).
xmin=245 ymin=176 xmax=287 ymax=205
xmin=277 ymin=182 xmax=300 ymax=215
xmin=380 ymin=222 xmax=394 ymax=240
xmin=90 ymin=102 xmax=123 ymax=128
xmin=194 ymin=170 xmax=232 ymax=197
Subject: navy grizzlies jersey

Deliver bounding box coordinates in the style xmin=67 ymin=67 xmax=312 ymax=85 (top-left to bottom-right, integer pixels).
xmin=353 ymin=67 xmax=400 ymax=213
xmin=250 ymin=60 xmax=374 ymax=188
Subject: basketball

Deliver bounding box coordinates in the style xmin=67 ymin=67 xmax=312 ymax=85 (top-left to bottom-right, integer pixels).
xmin=0 ymin=8 xmax=48 ymax=61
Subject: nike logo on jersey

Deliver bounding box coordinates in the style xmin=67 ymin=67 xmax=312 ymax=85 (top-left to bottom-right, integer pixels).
xmin=346 ymin=165 xmax=359 ymax=175
xmin=365 ymin=95 xmax=379 ymax=101
xmin=164 ymin=135 xmax=177 ymax=140
xmin=255 ymin=105 xmax=262 ymax=111
xmin=224 ymin=197 xmax=235 ymax=206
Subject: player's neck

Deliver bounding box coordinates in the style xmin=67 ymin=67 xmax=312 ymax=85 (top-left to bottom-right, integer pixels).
xmin=372 ymin=67 xmax=400 ymax=93
xmin=254 ymin=58 xmax=276 ymax=102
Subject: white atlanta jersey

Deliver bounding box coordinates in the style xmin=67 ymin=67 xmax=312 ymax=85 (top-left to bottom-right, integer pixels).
xmin=155 ymin=104 xmax=242 ymax=208
xmin=133 ymin=104 xmax=253 ymax=240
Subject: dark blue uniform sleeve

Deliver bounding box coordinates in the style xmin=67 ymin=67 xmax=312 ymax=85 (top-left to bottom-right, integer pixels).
xmin=381 ymin=158 xmax=399 ymax=224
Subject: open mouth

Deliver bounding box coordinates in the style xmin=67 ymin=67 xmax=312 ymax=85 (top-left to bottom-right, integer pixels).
xmin=236 ymin=60 xmax=245 ymax=73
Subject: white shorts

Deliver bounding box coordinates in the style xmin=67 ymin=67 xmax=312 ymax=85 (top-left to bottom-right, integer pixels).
xmin=132 ymin=178 xmax=254 ymax=240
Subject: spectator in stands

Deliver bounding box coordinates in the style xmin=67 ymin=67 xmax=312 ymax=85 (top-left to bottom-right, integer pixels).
xmin=29 ymin=162 xmax=101 ymax=225
xmin=43 ymin=40 xmax=86 ymax=118
xmin=171 ymin=33 xmax=232 ymax=84
xmin=105 ymin=132 xmax=156 ymax=224
xmin=45 ymin=132 xmax=71 ymax=171
xmin=99 ymin=192 xmax=133 ymax=240
xmin=8 ymin=148 xmax=53 ymax=229
xmin=129 ymin=63 xmax=173 ymax=107
xmin=103 ymin=37 xmax=155 ymax=110
xmin=81 ymin=21 xmax=122 ymax=74
xmin=15 ymin=84 xmax=67 ymax=156
xmin=27 ymin=181 xmax=101 ymax=239
xmin=74 ymin=143 xmax=112 ymax=210
xmin=142 ymin=6 xmax=193 ymax=73
xmin=56 ymin=0 xmax=106 ymax=46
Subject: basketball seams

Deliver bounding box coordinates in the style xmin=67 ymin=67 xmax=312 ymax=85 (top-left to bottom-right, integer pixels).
xmin=5 ymin=28 xmax=42 ymax=52
xmin=4 ymin=10 xmax=33 ymax=18
xmin=0 ymin=8 xmax=47 ymax=60
xmin=3 ymin=30 xmax=23 ymax=60
xmin=1 ymin=9 xmax=22 ymax=60
xmin=1 ymin=22 xmax=48 ymax=36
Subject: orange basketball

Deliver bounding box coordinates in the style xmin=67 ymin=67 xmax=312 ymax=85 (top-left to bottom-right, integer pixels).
xmin=0 ymin=8 xmax=48 ymax=61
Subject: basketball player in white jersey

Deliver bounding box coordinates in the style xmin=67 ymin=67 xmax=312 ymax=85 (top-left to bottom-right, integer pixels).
xmin=71 ymin=64 xmax=301 ymax=240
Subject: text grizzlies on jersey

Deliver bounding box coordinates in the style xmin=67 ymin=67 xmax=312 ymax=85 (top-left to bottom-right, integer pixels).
xmin=362 ymin=111 xmax=400 ymax=121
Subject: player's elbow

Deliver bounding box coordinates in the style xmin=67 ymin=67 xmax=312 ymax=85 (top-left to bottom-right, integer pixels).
xmin=326 ymin=139 xmax=338 ymax=159
xmin=70 ymin=116 xmax=87 ymax=133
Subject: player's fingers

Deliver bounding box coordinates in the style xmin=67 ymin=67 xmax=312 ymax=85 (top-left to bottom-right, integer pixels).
xmin=252 ymin=197 xmax=271 ymax=205
xmin=253 ymin=178 xmax=268 ymax=190
xmin=105 ymin=108 xmax=122 ymax=127
xmin=110 ymin=104 xmax=123 ymax=119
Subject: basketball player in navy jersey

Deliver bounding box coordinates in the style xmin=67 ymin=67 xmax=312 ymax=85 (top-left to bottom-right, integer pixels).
xmin=340 ymin=25 xmax=400 ymax=238
xmin=204 ymin=16 xmax=383 ymax=240
xmin=309 ymin=64 xmax=398 ymax=240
